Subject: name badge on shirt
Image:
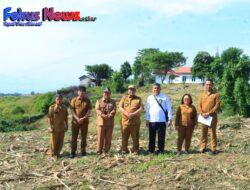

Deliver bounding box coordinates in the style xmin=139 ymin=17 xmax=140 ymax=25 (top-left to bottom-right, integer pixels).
xmin=158 ymin=98 xmax=163 ymax=104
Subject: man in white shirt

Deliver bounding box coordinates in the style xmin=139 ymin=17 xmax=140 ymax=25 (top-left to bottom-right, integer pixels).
xmin=146 ymin=83 xmax=174 ymax=154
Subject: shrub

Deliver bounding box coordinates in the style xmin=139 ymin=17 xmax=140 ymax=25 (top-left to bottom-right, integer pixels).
xmin=111 ymin=72 xmax=126 ymax=93
xmin=33 ymin=93 xmax=55 ymax=114
xmin=0 ymin=118 xmax=33 ymax=132
xmin=11 ymin=106 xmax=25 ymax=114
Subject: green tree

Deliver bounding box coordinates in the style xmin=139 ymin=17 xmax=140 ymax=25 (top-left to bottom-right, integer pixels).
xmin=85 ymin=64 xmax=113 ymax=86
xmin=111 ymin=72 xmax=126 ymax=93
xmin=150 ymin=51 xmax=186 ymax=83
xmin=132 ymin=48 xmax=159 ymax=86
xmin=233 ymin=78 xmax=249 ymax=117
xmin=169 ymin=74 xmax=177 ymax=84
xmin=33 ymin=93 xmax=54 ymax=114
xmin=120 ymin=61 xmax=132 ymax=80
xmin=221 ymin=65 xmax=236 ymax=115
xmin=191 ymin=51 xmax=215 ymax=80
xmin=209 ymin=57 xmax=224 ymax=84
xmin=220 ymin=47 xmax=250 ymax=117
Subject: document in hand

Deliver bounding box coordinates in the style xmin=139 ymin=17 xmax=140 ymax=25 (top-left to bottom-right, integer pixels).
xmin=198 ymin=115 xmax=213 ymax=127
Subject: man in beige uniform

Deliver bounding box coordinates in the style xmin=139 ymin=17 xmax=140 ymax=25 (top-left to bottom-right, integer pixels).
xmin=47 ymin=94 xmax=68 ymax=158
xmin=119 ymin=85 xmax=144 ymax=154
xmin=70 ymin=86 xmax=92 ymax=158
xmin=95 ymin=87 xmax=116 ymax=154
xmin=198 ymin=79 xmax=220 ymax=155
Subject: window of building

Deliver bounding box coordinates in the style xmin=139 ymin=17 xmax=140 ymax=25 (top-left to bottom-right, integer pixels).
xmin=192 ymin=77 xmax=196 ymax=82
xmin=182 ymin=76 xmax=186 ymax=82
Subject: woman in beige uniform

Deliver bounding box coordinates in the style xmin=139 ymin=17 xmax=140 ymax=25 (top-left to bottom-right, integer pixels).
xmin=175 ymin=94 xmax=197 ymax=155
xmin=47 ymin=94 xmax=68 ymax=158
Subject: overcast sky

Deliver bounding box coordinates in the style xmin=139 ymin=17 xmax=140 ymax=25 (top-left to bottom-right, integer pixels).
xmin=1 ymin=0 xmax=250 ymax=93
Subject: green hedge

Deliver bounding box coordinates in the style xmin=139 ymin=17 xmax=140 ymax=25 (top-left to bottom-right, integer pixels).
xmin=33 ymin=93 xmax=55 ymax=114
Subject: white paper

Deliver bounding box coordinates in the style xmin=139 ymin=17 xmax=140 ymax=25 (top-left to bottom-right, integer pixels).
xmin=198 ymin=115 xmax=213 ymax=126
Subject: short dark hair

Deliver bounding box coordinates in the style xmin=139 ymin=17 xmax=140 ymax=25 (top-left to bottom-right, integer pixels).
xmin=181 ymin=93 xmax=193 ymax=105
xmin=78 ymin=86 xmax=86 ymax=92
xmin=153 ymin=83 xmax=161 ymax=88
xmin=103 ymin=87 xmax=111 ymax=93
xmin=55 ymin=93 xmax=63 ymax=99
xmin=205 ymin=79 xmax=213 ymax=84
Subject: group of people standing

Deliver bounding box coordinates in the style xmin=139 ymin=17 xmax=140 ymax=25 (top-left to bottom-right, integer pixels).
xmin=47 ymin=79 xmax=220 ymax=159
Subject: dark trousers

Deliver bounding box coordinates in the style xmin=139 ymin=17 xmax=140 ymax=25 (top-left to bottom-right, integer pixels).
xmin=148 ymin=122 xmax=166 ymax=153
xmin=71 ymin=122 xmax=88 ymax=154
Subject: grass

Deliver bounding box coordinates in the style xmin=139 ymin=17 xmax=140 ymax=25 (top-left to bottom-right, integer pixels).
xmin=0 ymin=95 xmax=45 ymax=132
xmin=131 ymin=154 xmax=175 ymax=173
xmin=0 ymin=96 xmax=35 ymax=118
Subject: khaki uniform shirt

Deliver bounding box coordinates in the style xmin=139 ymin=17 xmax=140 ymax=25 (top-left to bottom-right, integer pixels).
xmin=48 ymin=104 xmax=68 ymax=132
xmin=70 ymin=96 xmax=92 ymax=124
xmin=198 ymin=91 xmax=220 ymax=115
xmin=95 ymin=98 xmax=116 ymax=126
xmin=198 ymin=91 xmax=220 ymax=123
xmin=175 ymin=104 xmax=197 ymax=127
xmin=119 ymin=95 xmax=143 ymax=126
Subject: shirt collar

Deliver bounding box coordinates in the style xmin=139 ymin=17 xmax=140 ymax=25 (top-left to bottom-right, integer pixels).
xmin=182 ymin=104 xmax=191 ymax=108
xmin=204 ymin=90 xmax=215 ymax=96
xmin=154 ymin=92 xmax=161 ymax=98
xmin=102 ymin=97 xmax=110 ymax=102
xmin=128 ymin=95 xmax=136 ymax=99
xmin=77 ymin=96 xmax=86 ymax=101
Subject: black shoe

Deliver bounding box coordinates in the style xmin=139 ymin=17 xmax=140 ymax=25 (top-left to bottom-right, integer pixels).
xmin=70 ymin=153 xmax=76 ymax=158
xmin=200 ymin=149 xmax=206 ymax=153
xmin=96 ymin=152 xmax=102 ymax=156
xmin=146 ymin=150 xmax=154 ymax=155
xmin=155 ymin=150 xmax=164 ymax=155
xmin=133 ymin=151 xmax=140 ymax=155
xmin=120 ymin=150 xmax=129 ymax=155
xmin=81 ymin=152 xmax=87 ymax=156
xmin=210 ymin=150 xmax=218 ymax=155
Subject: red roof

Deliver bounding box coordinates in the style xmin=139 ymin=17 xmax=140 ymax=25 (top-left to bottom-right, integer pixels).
xmin=175 ymin=67 xmax=191 ymax=74
xmin=166 ymin=69 xmax=180 ymax=77
xmin=156 ymin=67 xmax=191 ymax=76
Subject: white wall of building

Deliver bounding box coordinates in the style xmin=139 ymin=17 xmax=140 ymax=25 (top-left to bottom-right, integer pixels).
xmin=79 ymin=78 xmax=95 ymax=87
xmin=155 ymin=74 xmax=204 ymax=84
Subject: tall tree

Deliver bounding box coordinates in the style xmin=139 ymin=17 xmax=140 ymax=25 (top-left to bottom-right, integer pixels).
xmin=191 ymin=51 xmax=215 ymax=80
xmin=85 ymin=64 xmax=113 ymax=86
xmin=209 ymin=57 xmax=224 ymax=83
xmin=220 ymin=47 xmax=250 ymax=117
xmin=150 ymin=51 xmax=186 ymax=83
xmin=132 ymin=48 xmax=159 ymax=86
xmin=120 ymin=61 xmax=132 ymax=80
xmin=111 ymin=71 xmax=126 ymax=93
xmin=233 ymin=78 xmax=249 ymax=116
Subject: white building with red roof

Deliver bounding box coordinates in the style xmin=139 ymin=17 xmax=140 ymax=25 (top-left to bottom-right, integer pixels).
xmin=155 ymin=67 xmax=204 ymax=84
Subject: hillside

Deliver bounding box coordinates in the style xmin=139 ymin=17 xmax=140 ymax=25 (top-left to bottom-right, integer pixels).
xmin=0 ymin=84 xmax=249 ymax=189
